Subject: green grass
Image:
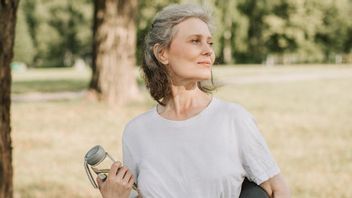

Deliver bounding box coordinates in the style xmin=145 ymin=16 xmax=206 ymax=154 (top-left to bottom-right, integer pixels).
xmin=12 ymin=68 xmax=91 ymax=94
xmin=12 ymin=79 xmax=89 ymax=94
xmin=11 ymin=65 xmax=352 ymax=197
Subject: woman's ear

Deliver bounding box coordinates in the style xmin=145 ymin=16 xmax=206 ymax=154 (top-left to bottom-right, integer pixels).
xmin=153 ymin=44 xmax=169 ymax=65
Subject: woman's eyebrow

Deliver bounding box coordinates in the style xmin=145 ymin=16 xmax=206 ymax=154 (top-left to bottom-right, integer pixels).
xmin=187 ymin=34 xmax=212 ymax=39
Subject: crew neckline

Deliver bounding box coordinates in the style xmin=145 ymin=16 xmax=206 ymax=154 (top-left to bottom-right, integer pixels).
xmin=152 ymin=96 xmax=217 ymax=127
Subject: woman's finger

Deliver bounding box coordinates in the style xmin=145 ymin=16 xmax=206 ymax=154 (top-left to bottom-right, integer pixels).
xmin=116 ymin=166 xmax=128 ymax=180
xmin=108 ymin=161 xmax=122 ymax=178
xmin=122 ymin=170 xmax=132 ymax=183
xmin=128 ymin=174 xmax=135 ymax=186
xmin=96 ymin=176 xmax=103 ymax=189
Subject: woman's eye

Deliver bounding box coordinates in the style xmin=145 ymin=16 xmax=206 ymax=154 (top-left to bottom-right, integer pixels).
xmin=208 ymin=42 xmax=214 ymax=46
xmin=191 ymin=39 xmax=200 ymax=44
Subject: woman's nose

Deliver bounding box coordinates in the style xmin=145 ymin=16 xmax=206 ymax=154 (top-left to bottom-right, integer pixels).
xmin=201 ymin=43 xmax=213 ymax=56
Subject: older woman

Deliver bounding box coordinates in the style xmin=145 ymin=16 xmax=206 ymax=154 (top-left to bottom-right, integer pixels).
xmin=97 ymin=4 xmax=291 ymax=198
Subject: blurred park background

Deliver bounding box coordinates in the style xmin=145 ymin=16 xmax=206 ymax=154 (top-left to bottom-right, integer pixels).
xmin=13 ymin=0 xmax=352 ymax=67
xmin=1 ymin=0 xmax=352 ymax=197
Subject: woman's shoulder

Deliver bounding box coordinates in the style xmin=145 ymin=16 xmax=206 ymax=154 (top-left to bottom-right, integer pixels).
xmin=124 ymin=107 xmax=155 ymax=131
xmin=122 ymin=109 xmax=153 ymax=142
xmin=214 ymin=97 xmax=252 ymax=117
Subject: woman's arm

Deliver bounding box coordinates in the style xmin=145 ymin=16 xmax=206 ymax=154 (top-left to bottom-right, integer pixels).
xmin=260 ymin=174 xmax=291 ymax=198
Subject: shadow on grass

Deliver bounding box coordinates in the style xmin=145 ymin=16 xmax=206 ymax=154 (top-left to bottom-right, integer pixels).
xmin=12 ymin=79 xmax=89 ymax=94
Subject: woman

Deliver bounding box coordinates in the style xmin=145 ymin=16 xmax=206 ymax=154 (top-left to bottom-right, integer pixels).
xmin=97 ymin=4 xmax=291 ymax=198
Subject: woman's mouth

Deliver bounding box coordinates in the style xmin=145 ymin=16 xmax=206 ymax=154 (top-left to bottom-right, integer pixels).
xmin=197 ymin=61 xmax=211 ymax=66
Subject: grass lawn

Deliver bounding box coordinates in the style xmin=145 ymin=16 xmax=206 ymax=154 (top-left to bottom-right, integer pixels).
xmin=12 ymin=68 xmax=91 ymax=94
xmin=11 ymin=65 xmax=352 ymax=197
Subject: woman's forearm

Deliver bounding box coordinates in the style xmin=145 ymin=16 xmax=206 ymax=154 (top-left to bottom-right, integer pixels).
xmin=272 ymin=186 xmax=291 ymax=198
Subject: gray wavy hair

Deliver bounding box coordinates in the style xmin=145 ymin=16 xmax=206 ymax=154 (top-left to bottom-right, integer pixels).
xmin=142 ymin=4 xmax=216 ymax=106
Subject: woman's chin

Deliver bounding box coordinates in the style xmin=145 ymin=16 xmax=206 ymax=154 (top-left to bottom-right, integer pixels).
xmin=202 ymin=73 xmax=212 ymax=80
xmin=196 ymin=70 xmax=212 ymax=80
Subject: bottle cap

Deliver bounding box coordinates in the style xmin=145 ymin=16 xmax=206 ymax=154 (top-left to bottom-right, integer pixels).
xmin=85 ymin=145 xmax=106 ymax=166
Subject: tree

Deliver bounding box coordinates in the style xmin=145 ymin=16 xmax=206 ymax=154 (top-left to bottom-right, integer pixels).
xmin=237 ymin=0 xmax=270 ymax=63
xmin=89 ymin=0 xmax=140 ymax=106
xmin=0 ymin=0 xmax=19 ymax=197
xmin=262 ymin=0 xmax=325 ymax=63
xmin=215 ymin=0 xmax=236 ymax=64
xmin=21 ymin=0 xmax=93 ymax=67
xmin=13 ymin=2 xmax=35 ymax=65
xmin=315 ymin=0 xmax=352 ymax=60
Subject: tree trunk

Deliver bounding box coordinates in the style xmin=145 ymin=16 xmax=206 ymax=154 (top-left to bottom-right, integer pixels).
xmin=89 ymin=0 xmax=140 ymax=106
xmin=0 ymin=0 xmax=19 ymax=198
xmin=223 ymin=29 xmax=233 ymax=64
xmin=222 ymin=0 xmax=234 ymax=64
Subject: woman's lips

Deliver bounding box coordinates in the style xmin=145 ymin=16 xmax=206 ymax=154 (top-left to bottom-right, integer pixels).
xmin=197 ymin=61 xmax=211 ymax=65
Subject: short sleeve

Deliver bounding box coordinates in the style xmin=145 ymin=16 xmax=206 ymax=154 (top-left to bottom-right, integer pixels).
xmin=122 ymin=131 xmax=139 ymax=185
xmin=235 ymin=107 xmax=280 ymax=185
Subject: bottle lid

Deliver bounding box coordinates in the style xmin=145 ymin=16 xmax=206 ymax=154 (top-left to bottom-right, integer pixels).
xmin=85 ymin=145 xmax=106 ymax=166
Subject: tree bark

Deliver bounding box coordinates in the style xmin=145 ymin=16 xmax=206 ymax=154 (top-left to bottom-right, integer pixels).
xmin=0 ymin=0 xmax=19 ymax=198
xmin=89 ymin=0 xmax=140 ymax=106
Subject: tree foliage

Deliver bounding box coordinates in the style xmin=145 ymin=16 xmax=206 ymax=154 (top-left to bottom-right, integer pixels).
xmin=16 ymin=0 xmax=352 ymax=66
xmin=20 ymin=0 xmax=92 ymax=67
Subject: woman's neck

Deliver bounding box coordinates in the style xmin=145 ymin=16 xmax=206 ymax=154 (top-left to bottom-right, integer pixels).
xmin=157 ymin=88 xmax=212 ymax=121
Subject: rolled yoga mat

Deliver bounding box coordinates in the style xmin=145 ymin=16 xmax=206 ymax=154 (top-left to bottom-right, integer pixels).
xmin=239 ymin=178 xmax=269 ymax=198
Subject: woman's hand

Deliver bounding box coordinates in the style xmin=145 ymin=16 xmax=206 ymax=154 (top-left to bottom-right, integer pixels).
xmin=97 ymin=161 xmax=135 ymax=198
xmin=260 ymin=174 xmax=291 ymax=198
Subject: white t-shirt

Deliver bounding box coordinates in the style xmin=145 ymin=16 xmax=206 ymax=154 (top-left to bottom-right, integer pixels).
xmin=123 ymin=97 xmax=280 ymax=198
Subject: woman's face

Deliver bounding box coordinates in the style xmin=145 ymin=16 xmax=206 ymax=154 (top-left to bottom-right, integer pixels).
xmin=162 ymin=17 xmax=215 ymax=84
